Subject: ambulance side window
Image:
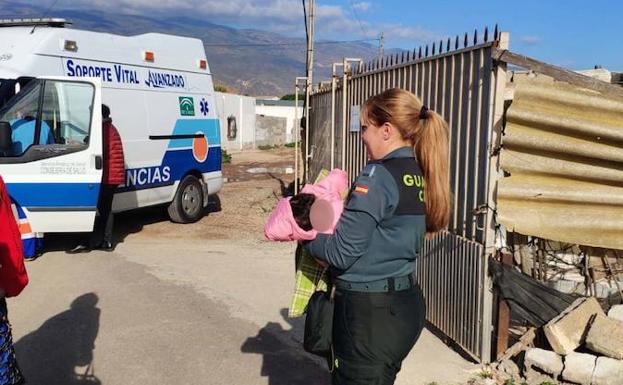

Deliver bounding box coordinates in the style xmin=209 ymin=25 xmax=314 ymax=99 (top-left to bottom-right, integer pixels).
xmin=0 ymin=80 xmax=44 ymax=157
xmin=43 ymin=81 xmax=93 ymax=145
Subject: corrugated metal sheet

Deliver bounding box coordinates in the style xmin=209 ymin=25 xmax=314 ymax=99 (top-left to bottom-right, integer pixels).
xmin=498 ymin=76 xmax=623 ymax=249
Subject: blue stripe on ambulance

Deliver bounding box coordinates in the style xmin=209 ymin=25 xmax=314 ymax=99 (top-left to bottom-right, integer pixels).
xmin=168 ymin=119 xmax=221 ymax=148
xmin=6 ymin=183 xmax=100 ymax=208
xmin=118 ymin=118 xmax=221 ymax=193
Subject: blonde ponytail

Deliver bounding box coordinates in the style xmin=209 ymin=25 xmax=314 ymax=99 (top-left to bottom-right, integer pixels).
xmin=414 ymin=110 xmax=451 ymax=233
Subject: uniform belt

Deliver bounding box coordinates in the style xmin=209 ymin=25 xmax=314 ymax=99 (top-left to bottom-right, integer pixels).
xmin=335 ymin=275 xmax=414 ymax=293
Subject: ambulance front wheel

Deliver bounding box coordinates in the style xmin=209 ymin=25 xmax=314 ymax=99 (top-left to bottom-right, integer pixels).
xmin=168 ymin=175 xmax=204 ymax=223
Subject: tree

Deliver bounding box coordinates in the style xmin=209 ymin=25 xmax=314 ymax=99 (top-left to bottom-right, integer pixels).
xmin=280 ymin=93 xmax=305 ymax=101
xmin=214 ymin=84 xmax=229 ymax=93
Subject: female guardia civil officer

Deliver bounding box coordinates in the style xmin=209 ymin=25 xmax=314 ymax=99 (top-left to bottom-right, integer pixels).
xmin=306 ymin=88 xmax=451 ymax=385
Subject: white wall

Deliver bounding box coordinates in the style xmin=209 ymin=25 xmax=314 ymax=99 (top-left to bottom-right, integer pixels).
xmin=214 ymin=92 xmax=256 ymax=150
xmin=255 ymin=104 xmax=304 ymax=143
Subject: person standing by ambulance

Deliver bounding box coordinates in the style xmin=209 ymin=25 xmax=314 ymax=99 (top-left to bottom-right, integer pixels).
xmin=0 ymin=174 xmax=28 ymax=385
xmin=69 ymin=104 xmax=125 ymax=253
xmin=305 ymin=88 xmax=451 ymax=385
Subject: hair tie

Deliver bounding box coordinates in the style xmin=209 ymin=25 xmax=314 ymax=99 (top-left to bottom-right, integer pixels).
xmin=419 ymin=105 xmax=429 ymax=120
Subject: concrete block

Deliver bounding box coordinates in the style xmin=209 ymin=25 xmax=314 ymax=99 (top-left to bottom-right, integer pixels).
xmin=561 ymin=352 xmax=596 ymax=385
xmin=543 ymin=297 xmax=605 ymax=355
xmin=549 ymin=279 xmax=580 ymax=294
xmin=608 ymin=304 xmax=623 ymax=322
xmin=585 ymin=313 xmax=623 ymax=359
xmin=524 ymin=348 xmax=563 ymax=376
xmin=593 ymin=356 xmax=623 ymax=385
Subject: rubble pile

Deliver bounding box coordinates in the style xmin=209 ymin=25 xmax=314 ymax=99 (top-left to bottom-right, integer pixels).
xmin=492 ymin=298 xmax=623 ymax=385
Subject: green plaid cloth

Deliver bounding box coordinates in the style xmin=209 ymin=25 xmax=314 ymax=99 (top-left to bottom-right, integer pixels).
xmin=288 ymin=244 xmax=329 ymax=317
xmin=289 ymin=169 xmax=345 ymax=318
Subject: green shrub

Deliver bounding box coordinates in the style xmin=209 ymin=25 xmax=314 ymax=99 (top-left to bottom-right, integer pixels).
xmin=214 ymin=84 xmax=229 ymax=92
xmin=503 ymin=380 xmax=529 ymax=385
xmin=258 ymin=144 xmax=274 ymax=150
xmin=477 ymin=370 xmax=493 ymax=379
xmin=221 ymin=149 xmax=232 ymax=164
xmin=284 ymin=142 xmax=297 ymax=148
xmin=281 ymin=93 xmax=304 ymax=101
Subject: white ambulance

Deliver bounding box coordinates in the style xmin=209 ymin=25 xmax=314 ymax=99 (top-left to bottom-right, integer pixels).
xmin=0 ymin=18 xmax=223 ymax=234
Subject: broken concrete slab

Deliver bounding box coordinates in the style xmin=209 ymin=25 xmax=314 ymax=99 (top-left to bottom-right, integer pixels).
xmin=608 ymin=304 xmax=623 ymax=322
xmin=593 ymin=356 xmax=623 ymax=385
xmin=586 ymin=313 xmax=623 ymax=359
xmin=543 ymin=297 xmax=605 ymax=355
xmin=561 ymin=352 xmax=596 ymax=385
xmin=524 ymin=348 xmax=563 ymax=376
xmin=498 ymin=327 xmax=536 ymax=361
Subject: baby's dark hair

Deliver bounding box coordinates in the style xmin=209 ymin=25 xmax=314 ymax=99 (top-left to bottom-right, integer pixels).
xmin=290 ymin=193 xmax=315 ymax=231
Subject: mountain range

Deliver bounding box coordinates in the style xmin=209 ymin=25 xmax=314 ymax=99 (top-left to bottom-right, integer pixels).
xmin=3 ymin=2 xmax=398 ymax=96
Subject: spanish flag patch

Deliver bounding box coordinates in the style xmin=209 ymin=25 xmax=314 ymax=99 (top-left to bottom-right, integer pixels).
xmin=354 ymin=185 xmax=369 ymax=194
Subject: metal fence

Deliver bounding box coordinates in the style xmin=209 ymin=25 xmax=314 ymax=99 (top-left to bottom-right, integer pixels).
xmin=306 ymin=27 xmax=507 ymax=362
xmin=417 ymin=231 xmax=488 ymax=360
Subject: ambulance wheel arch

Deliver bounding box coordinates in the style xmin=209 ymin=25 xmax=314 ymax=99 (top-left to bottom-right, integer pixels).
xmin=167 ymin=172 xmax=205 ymax=223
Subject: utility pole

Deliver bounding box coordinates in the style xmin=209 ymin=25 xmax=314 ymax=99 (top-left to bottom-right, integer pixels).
xmin=379 ymin=32 xmax=384 ymax=61
xmin=304 ymin=0 xmax=315 ymax=184
xmin=294 ymin=77 xmax=307 ymax=194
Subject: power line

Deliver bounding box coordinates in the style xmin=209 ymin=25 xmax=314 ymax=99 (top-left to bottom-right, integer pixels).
xmin=41 ymin=0 xmax=62 ymax=18
xmin=203 ymin=38 xmax=378 ymax=47
xmin=31 ymin=0 xmax=62 ymax=33
xmin=347 ymin=0 xmax=368 ymax=39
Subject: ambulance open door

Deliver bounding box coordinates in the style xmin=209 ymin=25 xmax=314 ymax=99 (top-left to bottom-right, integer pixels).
xmin=0 ymin=77 xmax=104 ymax=232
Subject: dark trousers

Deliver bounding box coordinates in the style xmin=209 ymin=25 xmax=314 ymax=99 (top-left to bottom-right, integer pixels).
xmin=0 ymin=298 xmax=24 ymax=384
xmin=331 ymin=283 xmax=426 ymax=385
xmin=90 ymin=184 xmax=117 ymax=246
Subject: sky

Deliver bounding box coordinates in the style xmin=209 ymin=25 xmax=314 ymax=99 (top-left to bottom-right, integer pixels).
xmin=3 ymin=0 xmax=622 ymax=71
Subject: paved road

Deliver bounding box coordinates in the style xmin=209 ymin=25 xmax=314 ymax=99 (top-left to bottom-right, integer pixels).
xmin=10 ymin=241 xmax=331 ymax=385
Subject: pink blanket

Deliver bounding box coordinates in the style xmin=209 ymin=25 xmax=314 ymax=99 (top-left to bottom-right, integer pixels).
xmin=264 ymin=169 xmax=348 ymax=241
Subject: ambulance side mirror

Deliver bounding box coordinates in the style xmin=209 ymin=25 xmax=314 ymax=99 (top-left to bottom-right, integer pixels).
xmin=0 ymin=121 xmax=11 ymax=153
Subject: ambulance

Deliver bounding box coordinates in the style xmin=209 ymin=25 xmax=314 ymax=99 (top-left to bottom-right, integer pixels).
xmin=0 ymin=19 xmax=223 ymax=243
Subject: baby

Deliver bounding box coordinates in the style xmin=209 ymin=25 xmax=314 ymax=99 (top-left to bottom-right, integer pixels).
xmin=264 ymin=168 xmax=348 ymax=241
xmin=289 ymin=193 xmax=316 ymax=231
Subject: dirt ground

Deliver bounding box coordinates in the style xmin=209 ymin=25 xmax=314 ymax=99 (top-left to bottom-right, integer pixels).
xmin=118 ymin=147 xmax=296 ymax=243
